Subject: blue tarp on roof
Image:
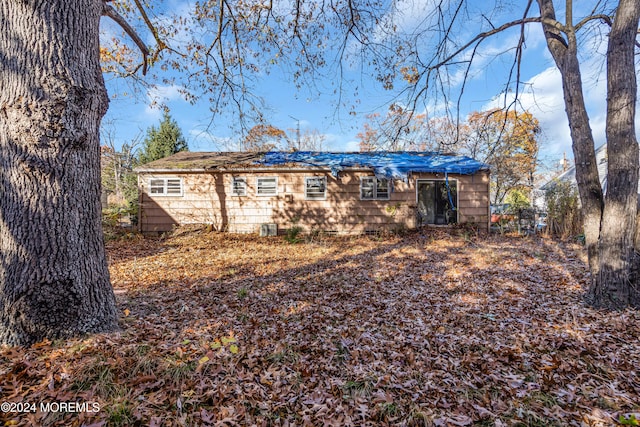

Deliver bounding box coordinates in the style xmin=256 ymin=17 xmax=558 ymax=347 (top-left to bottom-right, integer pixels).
xmin=257 ymin=151 xmax=488 ymax=181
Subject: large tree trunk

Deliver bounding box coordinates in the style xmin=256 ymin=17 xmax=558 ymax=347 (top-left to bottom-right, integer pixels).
xmin=0 ymin=1 xmax=119 ymax=345
xmin=537 ymin=0 xmax=604 ymax=275
xmin=538 ymin=0 xmax=640 ymax=309
xmin=589 ymin=0 xmax=640 ymax=309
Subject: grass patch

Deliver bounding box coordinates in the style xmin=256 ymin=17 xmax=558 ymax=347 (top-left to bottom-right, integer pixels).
xmin=163 ymin=358 xmax=196 ymax=386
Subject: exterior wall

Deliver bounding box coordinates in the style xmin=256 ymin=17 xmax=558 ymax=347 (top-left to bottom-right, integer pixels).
xmin=138 ymin=169 xmax=490 ymax=234
xmin=454 ymin=171 xmax=491 ymax=227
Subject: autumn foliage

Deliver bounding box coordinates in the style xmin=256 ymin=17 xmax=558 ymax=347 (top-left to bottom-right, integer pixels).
xmin=242 ymin=125 xmax=288 ymax=152
xmin=357 ymin=108 xmax=540 ymax=205
xmin=1 ymin=230 xmax=638 ymax=426
xmin=356 ymin=106 xmax=440 ymax=152
xmin=465 ymin=110 xmax=540 ymax=204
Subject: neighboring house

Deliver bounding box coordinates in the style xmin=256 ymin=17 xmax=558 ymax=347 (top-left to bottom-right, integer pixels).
xmin=135 ymin=151 xmax=490 ymax=235
xmin=534 ymin=144 xmax=610 ymax=211
xmin=543 ymin=144 xmax=608 ymax=190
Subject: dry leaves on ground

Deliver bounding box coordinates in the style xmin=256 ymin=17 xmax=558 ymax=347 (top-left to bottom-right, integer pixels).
xmin=1 ymin=228 xmax=639 ymax=427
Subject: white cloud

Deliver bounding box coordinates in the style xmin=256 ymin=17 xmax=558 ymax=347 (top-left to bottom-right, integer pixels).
xmin=315 ymin=133 xmax=359 ymax=152
xmin=484 ymin=62 xmax=611 ymax=161
xmin=147 ymin=84 xmax=185 ymax=101
xmin=187 ymin=129 xmax=235 ymax=151
xmin=341 ymin=139 xmax=362 ymax=152
xmin=383 ymin=0 xmax=439 ymax=34
xmin=143 ymin=84 xmax=188 ymax=119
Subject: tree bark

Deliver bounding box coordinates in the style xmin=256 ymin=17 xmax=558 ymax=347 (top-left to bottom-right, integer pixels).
xmin=0 ymin=1 xmax=119 ymax=345
xmin=537 ymin=0 xmax=604 ymax=273
xmin=588 ymin=0 xmax=640 ymax=309
xmin=538 ymin=0 xmax=640 ymax=309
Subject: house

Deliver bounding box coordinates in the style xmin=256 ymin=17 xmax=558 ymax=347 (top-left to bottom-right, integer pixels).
xmin=135 ymin=151 xmax=490 ymax=235
xmin=534 ymin=144 xmax=615 ymax=211
xmin=541 ymin=144 xmax=608 ymax=192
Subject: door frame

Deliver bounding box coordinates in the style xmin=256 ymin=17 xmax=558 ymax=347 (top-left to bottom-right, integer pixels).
xmin=415 ymin=178 xmax=459 ymax=226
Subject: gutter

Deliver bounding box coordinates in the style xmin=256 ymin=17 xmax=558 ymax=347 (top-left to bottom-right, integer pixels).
xmin=134 ymin=166 xmax=373 ymax=173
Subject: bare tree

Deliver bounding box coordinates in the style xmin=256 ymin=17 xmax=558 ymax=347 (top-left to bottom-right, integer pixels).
xmin=379 ymin=0 xmax=638 ymax=309
xmin=287 ymin=129 xmax=328 ymax=152
xmin=101 ymin=121 xmax=141 ymax=208
xmin=242 ymin=123 xmax=329 ymax=152
xmin=356 ymin=105 xmax=440 ymax=152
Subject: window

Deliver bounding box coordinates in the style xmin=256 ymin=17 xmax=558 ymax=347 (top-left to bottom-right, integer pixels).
xmin=416 ymin=180 xmax=457 ymax=225
xmin=360 ymin=177 xmax=389 ymax=200
xmin=305 ymin=177 xmax=326 ymax=200
xmin=231 ymin=177 xmax=247 ymax=196
xmin=256 ymin=177 xmax=278 ymax=196
xmin=149 ymin=178 xmax=183 ymax=196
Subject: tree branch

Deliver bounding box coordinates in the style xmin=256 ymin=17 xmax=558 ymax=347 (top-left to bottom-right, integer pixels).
xmin=102 ymin=3 xmax=149 ymax=75
xmin=427 ymin=16 xmax=546 ymax=73
xmin=130 ymin=0 xmax=185 ymax=63
xmin=575 ymin=13 xmax=613 ymax=31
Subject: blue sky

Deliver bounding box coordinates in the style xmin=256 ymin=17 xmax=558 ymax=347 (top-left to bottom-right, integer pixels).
xmin=99 ymin=1 xmax=627 ymax=171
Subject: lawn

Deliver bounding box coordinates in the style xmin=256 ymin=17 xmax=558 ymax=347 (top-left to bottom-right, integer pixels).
xmin=1 ymin=228 xmax=639 ymax=426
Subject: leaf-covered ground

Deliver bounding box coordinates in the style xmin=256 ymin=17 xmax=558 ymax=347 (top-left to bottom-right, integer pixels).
xmin=1 ymin=229 xmax=639 ymax=427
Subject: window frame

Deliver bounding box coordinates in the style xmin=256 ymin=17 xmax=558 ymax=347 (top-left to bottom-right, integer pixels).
xmin=360 ymin=177 xmax=390 ymax=200
xmin=148 ymin=177 xmax=183 ymax=197
xmin=304 ymin=176 xmax=327 ymax=200
xmin=256 ymin=176 xmax=278 ymax=196
xmin=231 ymin=176 xmax=247 ymax=196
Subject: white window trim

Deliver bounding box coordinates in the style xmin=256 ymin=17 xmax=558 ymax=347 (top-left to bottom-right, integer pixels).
xmin=305 ymin=176 xmax=327 ymax=200
xmin=231 ymin=177 xmax=247 ymax=196
xmin=360 ymin=177 xmax=390 ymax=200
xmin=256 ymin=176 xmax=278 ymax=196
xmin=148 ymin=177 xmax=183 ymax=197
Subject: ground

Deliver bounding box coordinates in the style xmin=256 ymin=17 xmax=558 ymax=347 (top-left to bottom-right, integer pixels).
xmin=1 ymin=228 xmax=639 ymax=426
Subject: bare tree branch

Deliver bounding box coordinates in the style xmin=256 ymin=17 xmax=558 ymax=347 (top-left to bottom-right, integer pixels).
xmin=130 ymin=0 xmax=185 ymax=63
xmin=575 ymin=13 xmax=613 ymax=30
xmin=428 ymin=16 xmax=547 ymax=71
xmin=102 ymin=3 xmax=149 ymax=75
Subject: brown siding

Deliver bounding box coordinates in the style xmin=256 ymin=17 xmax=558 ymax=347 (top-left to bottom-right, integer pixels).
xmin=138 ymin=169 xmax=490 ymax=234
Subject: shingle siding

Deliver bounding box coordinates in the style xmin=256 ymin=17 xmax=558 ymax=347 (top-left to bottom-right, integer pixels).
xmin=138 ymin=169 xmax=490 ymax=234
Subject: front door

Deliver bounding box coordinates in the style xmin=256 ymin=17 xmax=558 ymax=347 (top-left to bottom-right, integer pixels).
xmin=416 ymin=180 xmax=457 ymax=226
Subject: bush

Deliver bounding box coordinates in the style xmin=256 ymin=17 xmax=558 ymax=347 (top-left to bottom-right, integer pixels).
xmin=284 ymin=226 xmax=303 ymax=244
xmin=504 ymin=188 xmax=530 ymax=212
xmin=544 ymin=180 xmax=582 ymax=238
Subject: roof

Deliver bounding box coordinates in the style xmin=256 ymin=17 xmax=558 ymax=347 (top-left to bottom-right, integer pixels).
xmin=134 ymin=151 xmax=264 ymax=171
xmin=540 ymin=144 xmax=608 ymax=191
xmin=258 ymin=151 xmax=488 ymax=180
xmin=136 ymin=151 xmax=489 ymax=180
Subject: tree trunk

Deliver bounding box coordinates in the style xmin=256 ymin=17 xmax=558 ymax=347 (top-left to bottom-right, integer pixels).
xmin=538 ymin=0 xmax=640 ymax=309
xmin=537 ymin=0 xmax=604 ymax=277
xmin=0 ymin=1 xmax=119 ymax=345
xmin=588 ymin=0 xmax=640 ymax=309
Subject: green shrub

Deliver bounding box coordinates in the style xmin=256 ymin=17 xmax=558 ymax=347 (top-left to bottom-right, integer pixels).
xmin=284 ymin=226 xmax=303 ymax=244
